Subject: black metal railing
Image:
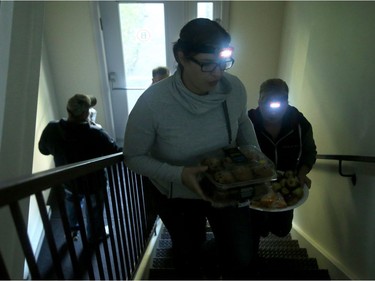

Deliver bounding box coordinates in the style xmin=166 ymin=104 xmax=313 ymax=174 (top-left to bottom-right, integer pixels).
xmin=317 ymin=154 xmax=375 ymax=185
xmin=0 ymin=152 xmax=158 ymax=280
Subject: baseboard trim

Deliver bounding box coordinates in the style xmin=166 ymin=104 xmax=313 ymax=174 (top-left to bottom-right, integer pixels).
xmin=292 ymin=224 xmax=354 ymax=280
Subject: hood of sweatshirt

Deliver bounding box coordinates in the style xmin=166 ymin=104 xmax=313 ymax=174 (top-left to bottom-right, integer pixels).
xmin=170 ymin=68 xmax=232 ymax=115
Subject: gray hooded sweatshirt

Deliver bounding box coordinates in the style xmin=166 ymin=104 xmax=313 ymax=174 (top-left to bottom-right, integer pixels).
xmin=124 ymin=68 xmax=259 ymax=199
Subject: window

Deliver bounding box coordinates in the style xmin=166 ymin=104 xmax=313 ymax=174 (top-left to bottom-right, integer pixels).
xmin=99 ymin=1 xmax=228 ymax=144
xmin=197 ymin=2 xmax=213 ymax=19
xmin=119 ymin=3 xmax=166 ymax=111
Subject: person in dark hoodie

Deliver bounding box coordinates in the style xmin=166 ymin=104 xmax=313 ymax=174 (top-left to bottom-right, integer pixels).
xmin=248 ymin=78 xmax=317 ymax=253
xmin=39 ymin=94 xmax=121 ymax=243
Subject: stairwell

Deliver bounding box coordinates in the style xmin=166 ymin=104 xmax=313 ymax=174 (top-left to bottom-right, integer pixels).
xmin=148 ymin=224 xmax=331 ymax=280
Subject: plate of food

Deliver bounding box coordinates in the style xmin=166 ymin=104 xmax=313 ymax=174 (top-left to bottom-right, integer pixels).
xmin=201 ymin=146 xmax=277 ymax=191
xmin=249 ymin=170 xmax=309 ymax=212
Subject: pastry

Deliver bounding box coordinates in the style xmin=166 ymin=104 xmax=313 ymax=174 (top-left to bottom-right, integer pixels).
xmin=214 ymin=170 xmax=235 ymax=184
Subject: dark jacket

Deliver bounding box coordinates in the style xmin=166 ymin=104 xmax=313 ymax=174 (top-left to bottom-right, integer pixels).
xmin=248 ymin=106 xmax=317 ymax=172
xmin=39 ymin=119 xmax=121 ymax=193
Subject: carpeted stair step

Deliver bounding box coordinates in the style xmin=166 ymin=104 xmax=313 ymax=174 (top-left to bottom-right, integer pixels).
xmin=153 ymin=246 xmax=309 ymax=261
xmin=152 ymin=256 xmax=319 ymax=270
xmin=149 ymin=226 xmax=331 ymax=280
xmin=255 ymin=268 xmax=331 ymax=280
xmin=158 ymin=236 xmax=301 ymax=249
xmin=149 ymin=263 xmax=330 ymax=280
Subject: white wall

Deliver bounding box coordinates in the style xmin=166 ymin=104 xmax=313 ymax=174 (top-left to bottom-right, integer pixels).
xmin=0 ymin=2 xmax=44 ymax=278
xmin=230 ymin=1 xmax=375 ymax=279
xmin=278 ymin=2 xmax=375 ymax=279
xmin=43 ymin=1 xmax=115 ymax=138
xmin=228 ymin=1 xmax=285 ymax=108
xmin=25 ymin=40 xmax=60 ymax=278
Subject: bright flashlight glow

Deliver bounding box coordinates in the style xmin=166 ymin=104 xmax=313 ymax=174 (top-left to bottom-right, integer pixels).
xmin=270 ymin=101 xmax=281 ymax=109
xmin=219 ymin=48 xmax=233 ymax=58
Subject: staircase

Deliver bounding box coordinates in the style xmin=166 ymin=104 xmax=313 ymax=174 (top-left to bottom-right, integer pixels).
xmin=148 ymin=225 xmax=331 ymax=280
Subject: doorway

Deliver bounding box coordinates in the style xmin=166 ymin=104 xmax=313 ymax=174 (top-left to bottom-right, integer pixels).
xmin=99 ymin=1 xmax=228 ymax=145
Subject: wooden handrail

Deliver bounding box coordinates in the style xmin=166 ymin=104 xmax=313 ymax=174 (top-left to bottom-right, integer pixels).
xmin=0 ymin=152 xmax=123 ymax=208
xmin=316 ymin=154 xmax=375 ymax=185
xmin=0 ymin=151 xmax=156 ymax=280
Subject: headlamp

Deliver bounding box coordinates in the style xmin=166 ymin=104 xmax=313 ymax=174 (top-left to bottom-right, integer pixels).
xmin=180 ymin=39 xmax=234 ymax=57
xmin=219 ymin=47 xmax=234 ymax=59
xmin=269 ymin=101 xmax=281 ymax=109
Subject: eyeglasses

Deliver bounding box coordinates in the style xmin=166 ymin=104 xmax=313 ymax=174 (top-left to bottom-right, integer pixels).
xmin=189 ymin=57 xmax=235 ymax=72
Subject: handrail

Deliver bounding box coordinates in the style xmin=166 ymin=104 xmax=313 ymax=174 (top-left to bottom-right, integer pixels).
xmin=0 ymin=152 xmax=124 ymax=208
xmin=316 ymin=154 xmax=375 ymax=185
xmin=0 ymin=152 xmax=157 ymax=280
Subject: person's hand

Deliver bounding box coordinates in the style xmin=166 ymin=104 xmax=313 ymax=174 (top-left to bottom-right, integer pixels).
xmin=298 ymin=166 xmax=312 ymax=188
xmin=298 ymin=174 xmax=311 ymax=188
xmin=181 ymin=166 xmax=210 ymax=201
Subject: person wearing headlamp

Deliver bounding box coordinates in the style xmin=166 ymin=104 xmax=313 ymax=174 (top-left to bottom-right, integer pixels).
xmin=124 ymin=18 xmax=259 ymax=279
xmin=248 ymin=78 xmax=317 ymax=253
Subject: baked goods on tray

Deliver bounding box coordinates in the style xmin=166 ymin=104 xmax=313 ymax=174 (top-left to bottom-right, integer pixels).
xmin=249 ymin=170 xmax=309 ymax=212
xmin=200 ymin=146 xmax=276 ymax=203
xmin=201 ymin=145 xmax=277 ymax=190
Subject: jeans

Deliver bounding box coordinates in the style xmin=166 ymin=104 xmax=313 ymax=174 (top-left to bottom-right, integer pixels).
xmin=144 ymin=178 xmax=257 ymax=279
xmin=64 ymin=187 xmax=106 ymax=242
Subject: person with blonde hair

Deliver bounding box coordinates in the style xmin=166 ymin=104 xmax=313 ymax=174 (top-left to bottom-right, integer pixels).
xmin=39 ymin=94 xmax=120 ymax=244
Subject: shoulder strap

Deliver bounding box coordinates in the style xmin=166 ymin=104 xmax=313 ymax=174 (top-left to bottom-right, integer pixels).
xmin=222 ymin=101 xmax=232 ymax=144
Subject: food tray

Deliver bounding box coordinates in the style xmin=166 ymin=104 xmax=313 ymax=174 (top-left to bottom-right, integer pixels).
xmin=250 ymin=184 xmax=309 ymax=212
xmin=201 ymin=145 xmax=277 ymax=191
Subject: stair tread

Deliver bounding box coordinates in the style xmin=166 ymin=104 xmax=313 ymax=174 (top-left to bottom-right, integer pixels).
xmin=152 ymin=256 xmax=319 ymax=270
xmin=161 ymin=230 xmax=294 ymax=241
xmin=154 ymin=226 xmax=330 ymax=280
xmin=149 ymin=268 xmax=331 ymax=280
xmin=154 ymin=247 xmax=308 ymax=259
xmin=158 ymin=236 xmax=300 ymax=247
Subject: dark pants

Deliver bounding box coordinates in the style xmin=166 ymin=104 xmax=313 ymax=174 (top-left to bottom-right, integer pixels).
xmin=250 ymin=208 xmax=294 ymax=255
xmin=144 ymin=178 xmax=257 ymax=280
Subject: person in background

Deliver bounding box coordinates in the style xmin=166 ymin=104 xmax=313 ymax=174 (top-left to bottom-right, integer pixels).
xmin=152 ymin=66 xmax=170 ymax=84
xmin=39 ymin=94 xmax=121 ymax=244
xmin=124 ymin=18 xmax=260 ymax=279
xmin=248 ymin=78 xmax=317 ymax=253
xmin=87 ymin=96 xmax=102 ymax=128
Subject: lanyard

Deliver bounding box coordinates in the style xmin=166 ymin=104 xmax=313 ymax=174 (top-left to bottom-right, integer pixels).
xmin=222 ymin=100 xmax=232 ymax=144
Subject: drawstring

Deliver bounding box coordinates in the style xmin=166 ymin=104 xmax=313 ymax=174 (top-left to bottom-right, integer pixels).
xmin=295 ymin=124 xmax=303 ymax=170
xmin=222 ymin=101 xmax=232 ymax=144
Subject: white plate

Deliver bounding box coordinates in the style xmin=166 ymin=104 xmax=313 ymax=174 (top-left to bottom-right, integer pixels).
xmin=249 ymin=184 xmax=309 ymax=212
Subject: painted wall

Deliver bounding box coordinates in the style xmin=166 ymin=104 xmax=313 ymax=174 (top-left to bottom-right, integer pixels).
xmin=279 ymin=2 xmax=375 ymax=279
xmin=230 ymin=1 xmax=375 ymax=279
xmin=228 ymin=1 xmax=285 ymax=108
xmin=0 ymin=2 xmax=44 ymax=278
xmin=43 ymin=1 xmax=115 ymax=138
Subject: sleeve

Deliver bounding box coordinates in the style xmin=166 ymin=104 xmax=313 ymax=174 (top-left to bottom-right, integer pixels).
xmin=123 ymin=95 xmax=183 ymax=184
xmin=98 ymin=129 xmax=122 ymax=154
xmin=299 ymin=117 xmax=317 ymax=170
xmin=38 ymin=123 xmax=52 ymax=155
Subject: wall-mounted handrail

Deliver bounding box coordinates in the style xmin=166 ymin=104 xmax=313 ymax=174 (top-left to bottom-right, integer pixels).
xmin=316 ymin=154 xmax=375 ymax=185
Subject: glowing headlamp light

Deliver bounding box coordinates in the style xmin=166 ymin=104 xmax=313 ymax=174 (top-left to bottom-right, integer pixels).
xmin=269 ymin=101 xmax=281 ymax=109
xmin=219 ymin=47 xmax=233 ymax=59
